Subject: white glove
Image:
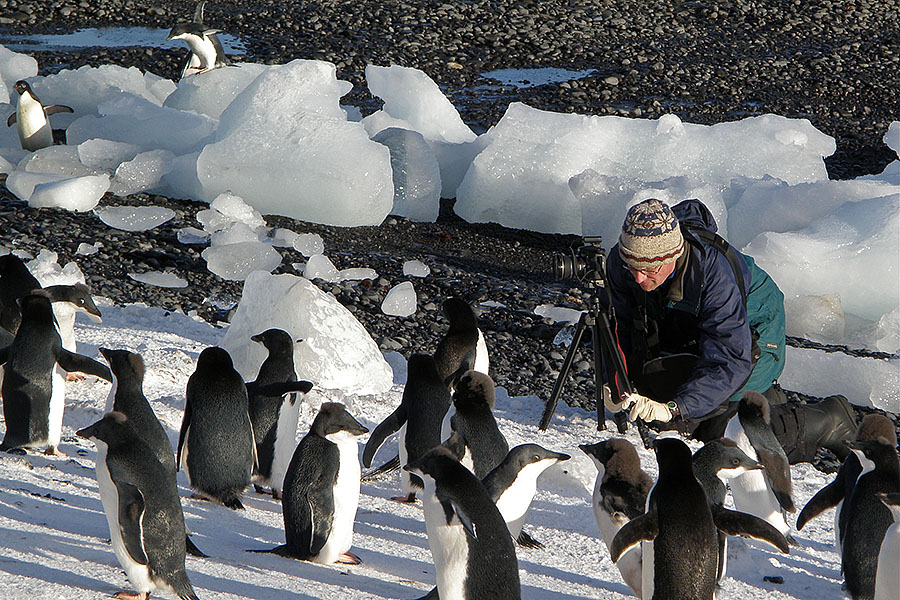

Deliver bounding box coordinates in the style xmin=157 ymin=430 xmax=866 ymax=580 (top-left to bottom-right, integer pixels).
xmin=625 ymin=393 xmax=674 ymax=423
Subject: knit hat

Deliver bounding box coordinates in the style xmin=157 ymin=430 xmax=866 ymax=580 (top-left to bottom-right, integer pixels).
xmin=618 ymin=199 xmax=685 ymax=270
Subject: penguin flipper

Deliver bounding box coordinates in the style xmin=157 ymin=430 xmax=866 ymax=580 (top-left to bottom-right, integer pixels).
xmin=361 ymin=405 xmax=407 ymax=468
xmin=445 ymin=497 xmax=476 ymax=538
xmin=306 ymin=492 xmax=334 ymax=556
xmin=252 ymin=380 xmax=314 ymax=398
xmin=115 ymin=481 xmax=149 ymax=565
xmin=44 ymin=105 xmax=73 ymax=116
xmin=711 ymin=505 xmax=790 ymax=553
xmin=796 ymin=468 xmax=846 ymax=530
xmin=609 ymin=512 xmax=657 ymax=563
xmin=413 ymin=586 xmax=439 ymax=600
xmin=6 ymin=113 xmax=15 ymax=127
xmin=176 ymin=404 xmax=192 ymax=471
xmin=516 ymin=529 xmax=544 ymax=549
xmin=185 ymin=534 xmax=208 ymax=558
xmin=757 ymin=447 xmax=795 ymax=512
xmin=57 ymin=350 xmax=113 ymax=382
xmin=0 ymin=344 xmax=9 ymax=365
xmin=362 ymin=455 xmax=401 ymax=480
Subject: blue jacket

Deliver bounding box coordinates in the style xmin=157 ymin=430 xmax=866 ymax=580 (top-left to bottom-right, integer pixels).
xmin=607 ymin=199 xmax=785 ymax=419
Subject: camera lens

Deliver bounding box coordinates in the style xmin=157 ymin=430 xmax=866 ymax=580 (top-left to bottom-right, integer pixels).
xmin=552 ymin=250 xmax=583 ymax=280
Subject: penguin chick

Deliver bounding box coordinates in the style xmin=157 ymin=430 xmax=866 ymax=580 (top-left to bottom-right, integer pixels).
xmin=581 ymin=438 xmax=653 ymax=597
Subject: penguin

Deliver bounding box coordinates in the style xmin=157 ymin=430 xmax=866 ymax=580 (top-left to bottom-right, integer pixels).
xmin=77 ymin=412 xmax=198 ymax=600
xmin=0 ymin=292 xmax=111 ymax=455
xmin=404 ymin=446 xmax=521 ymax=600
xmin=841 ymin=437 xmax=900 ymax=600
xmin=100 ymin=346 xmax=207 ymax=558
xmin=177 ymin=346 xmax=256 ymax=510
xmin=610 ymin=437 xmax=789 ymax=600
xmin=245 ymin=328 xmax=314 ymax=499
xmin=167 ymin=1 xmax=229 ymax=79
xmin=724 ymin=390 xmax=795 ymax=539
xmin=580 ymin=438 xmax=653 ymax=597
xmin=692 ymin=437 xmax=789 ymax=583
xmin=441 ymin=370 xmax=508 ymax=479
xmin=5 ymin=80 xmax=73 ymax=152
xmin=362 ymin=353 xmax=450 ymax=502
xmin=797 ymin=413 xmax=896 ymax=550
xmin=43 ymin=282 xmax=103 ymax=350
xmin=483 ymin=443 xmax=570 ymax=548
xmin=433 ymin=297 xmax=489 ymax=389
xmin=252 ymin=402 xmax=368 ymax=564
xmin=875 ymin=492 xmax=900 ymax=600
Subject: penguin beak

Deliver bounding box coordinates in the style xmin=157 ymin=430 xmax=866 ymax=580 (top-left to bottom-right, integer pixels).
xmin=250 ymin=334 xmax=263 ymax=344
xmin=98 ymin=347 xmax=111 ymax=362
xmin=75 ymin=423 xmax=95 ymax=440
xmin=556 ymin=452 xmax=571 ymax=462
xmin=85 ymin=302 xmax=102 ymax=323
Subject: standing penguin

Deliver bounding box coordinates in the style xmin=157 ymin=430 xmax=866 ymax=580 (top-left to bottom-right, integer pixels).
xmin=0 ymin=292 xmax=111 ymax=455
xmin=692 ymin=438 xmax=788 ymax=582
xmin=580 ymin=438 xmax=653 ymax=597
xmin=177 ymin=346 xmax=255 ymax=510
xmin=245 ymin=329 xmax=314 ymax=499
xmin=875 ymin=492 xmax=900 ymax=600
xmin=101 ymin=346 xmax=206 ymax=558
xmin=77 ymin=412 xmax=198 ymax=600
xmin=610 ymin=437 xmax=789 ymax=600
xmin=6 ymin=80 xmax=73 ymax=152
xmin=363 ymin=353 xmax=450 ymax=502
xmin=442 ymin=370 xmax=508 ymax=479
xmin=797 ymin=414 xmax=896 ymax=550
xmin=841 ymin=437 xmax=900 ymax=600
xmin=405 ymin=446 xmax=521 ymax=600
xmin=253 ymin=402 xmax=368 ymax=564
xmin=483 ymin=443 xmax=570 ymax=548
xmin=724 ymin=391 xmax=796 ymax=538
xmin=167 ymin=1 xmax=229 ymax=79
xmin=433 ymin=297 xmax=489 ymax=389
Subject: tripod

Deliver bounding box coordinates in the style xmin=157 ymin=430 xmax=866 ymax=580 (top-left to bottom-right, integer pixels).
xmin=538 ymin=251 xmax=652 ymax=447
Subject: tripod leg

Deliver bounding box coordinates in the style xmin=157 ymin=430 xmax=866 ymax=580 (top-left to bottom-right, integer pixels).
xmin=539 ymin=313 xmax=589 ymax=430
xmin=590 ymin=317 xmax=607 ymax=431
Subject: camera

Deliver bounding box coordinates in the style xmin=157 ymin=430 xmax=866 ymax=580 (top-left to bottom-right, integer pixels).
xmin=552 ymin=236 xmax=605 ymax=281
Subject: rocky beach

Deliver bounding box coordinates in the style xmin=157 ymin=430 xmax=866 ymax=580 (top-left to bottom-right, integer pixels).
xmin=0 ymin=0 xmax=896 ymax=430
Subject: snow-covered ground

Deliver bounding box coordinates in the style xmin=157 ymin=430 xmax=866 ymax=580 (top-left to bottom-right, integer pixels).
xmin=0 ymin=300 xmax=850 ymax=599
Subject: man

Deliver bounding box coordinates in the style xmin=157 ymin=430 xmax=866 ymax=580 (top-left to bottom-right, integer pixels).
xmin=605 ymin=198 xmax=857 ymax=463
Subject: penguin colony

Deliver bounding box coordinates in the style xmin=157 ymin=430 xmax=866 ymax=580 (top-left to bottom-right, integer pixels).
xmin=1 ymin=7 xmax=897 ymax=600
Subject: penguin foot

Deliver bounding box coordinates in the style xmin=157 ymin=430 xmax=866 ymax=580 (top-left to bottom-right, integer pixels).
xmin=3 ymin=447 xmax=27 ymax=456
xmin=253 ymin=484 xmax=267 ymax=495
xmin=112 ymin=592 xmax=148 ymax=600
xmin=337 ymin=551 xmax=361 ymax=565
xmin=223 ymin=497 xmax=246 ymax=510
xmin=43 ymin=447 xmax=66 ymax=457
xmin=66 ymin=372 xmax=85 ymax=382
xmin=516 ymin=530 xmax=544 ymax=549
xmin=272 ymin=489 xmax=282 ymax=501
xmin=391 ymin=493 xmax=417 ymax=504
xmin=189 ymin=493 xmax=211 ymax=501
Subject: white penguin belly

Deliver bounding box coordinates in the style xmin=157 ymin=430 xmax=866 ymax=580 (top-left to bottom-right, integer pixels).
xmin=440 ymin=405 xmax=455 ymax=443
xmin=875 ymin=523 xmax=900 ymax=600
xmin=315 ymin=436 xmax=361 ymax=563
xmin=724 ymin=417 xmax=791 ymax=536
xmin=474 ymin=329 xmax=490 ymax=375
xmin=422 ymin=486 xmax=468 ymax=600
xmin=495 ymin=465 xmax=542 ymax=537
xmin=95 ymin=445 xmax=154 ymax=593
xmin=18 ymin=101 xmax=51 ymax=147
xmin=269 ymin=395 xmax=301 ymax=493
xmin=47 ymin=367 xmax=66 ymax=450
xmin=641 ymin=540 xmax=654 ymax=600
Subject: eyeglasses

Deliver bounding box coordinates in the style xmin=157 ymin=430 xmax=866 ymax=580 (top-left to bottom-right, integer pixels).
xmin=624 ymin=264 xmax=663 ymax=276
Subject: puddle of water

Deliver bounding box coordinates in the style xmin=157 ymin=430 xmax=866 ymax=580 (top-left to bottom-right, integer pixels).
xmin=0 ymin=27 xmax=245 ymax=53
xmin=480 ymin=67 xmax=596 ymax=88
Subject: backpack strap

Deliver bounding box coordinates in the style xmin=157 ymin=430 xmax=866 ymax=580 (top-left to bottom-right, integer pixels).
xmin=681 ymin=224 xmax=747 ymax=304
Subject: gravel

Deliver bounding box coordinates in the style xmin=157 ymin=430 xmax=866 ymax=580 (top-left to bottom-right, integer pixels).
xmin=0 ymin=0 xmax=896 ymax=463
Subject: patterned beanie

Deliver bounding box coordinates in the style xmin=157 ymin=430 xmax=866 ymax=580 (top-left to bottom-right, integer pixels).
xmin=618 ymin=199 xmax=684 ymax=270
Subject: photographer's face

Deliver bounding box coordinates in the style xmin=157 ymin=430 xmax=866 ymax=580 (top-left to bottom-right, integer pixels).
xmin=626 ymin=261 xmax=676 ymax=291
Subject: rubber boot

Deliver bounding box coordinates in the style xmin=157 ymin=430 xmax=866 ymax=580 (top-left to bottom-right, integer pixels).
xmin=770 ymin=395 xmax=858 ymax=464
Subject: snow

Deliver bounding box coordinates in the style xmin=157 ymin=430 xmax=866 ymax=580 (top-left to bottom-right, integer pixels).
xmin=0 ymin=297 xmax=858 ymax=600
